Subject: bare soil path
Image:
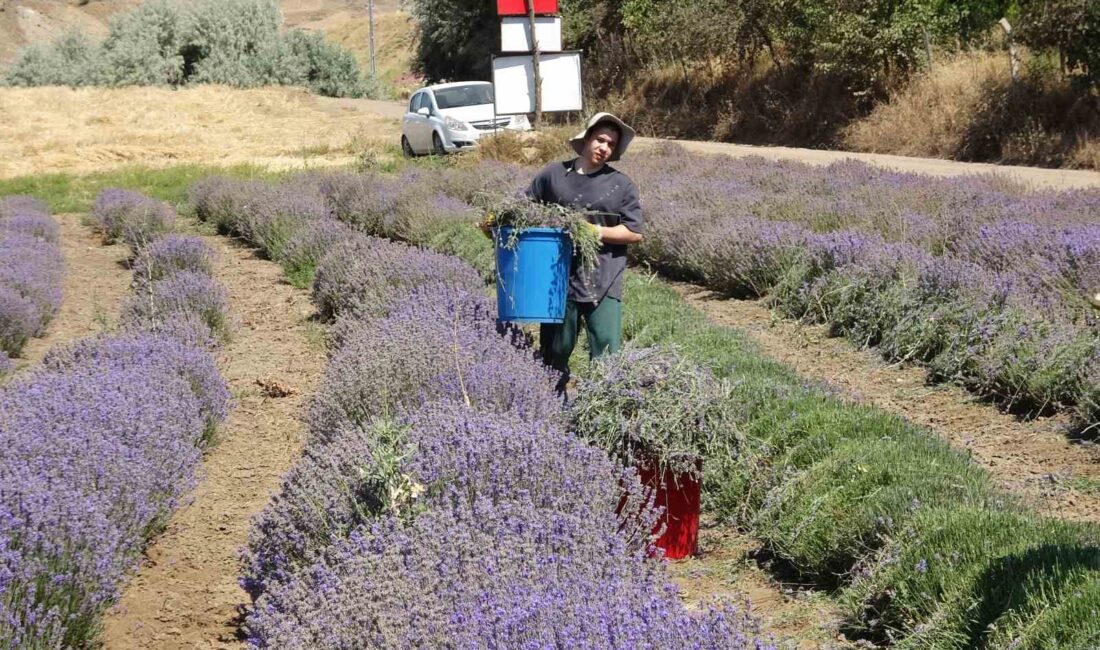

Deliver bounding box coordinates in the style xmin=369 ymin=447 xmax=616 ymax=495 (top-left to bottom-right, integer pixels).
xmin=668 ymin=524 xmax=853 ymax=649
xmin=15 ymin=213 xmax=131 ymax=369
xmin=101 ymin=234 xmax=324 ymax=649
xmin=672 ymin=283 xmax=1100 ymax=523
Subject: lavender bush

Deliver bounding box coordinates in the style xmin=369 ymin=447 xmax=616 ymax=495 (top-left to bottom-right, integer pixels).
xmin=311 ymin=235 xmax=482 ymax=320
xmin=307 ymin=286 xmax=559 ymax=438
xmin=246 ymin=495 xmax=769 ymax=650
xmin=0 ymin=210 xmax=60 ymax=243
xmin=121 ymin=270 xmax=231 ymax=343
xmin=130 ymin=234 xmax=217 ymax=287
xmin=280 ymin=217 xmax=356 ymax=288
xmin=0 ymin=361 xmax=210 ymax=647
xmin=844 ymin=506 xmax=1100 ymax=648
xmin=0 ymin=198 xmax=63 ymax=355
xmin=42 ymin=331 xmax=230 ymax=437
xmin=0 ymin=187 xmax=231 ymax=647
xmin=91 ymin=189 xmax=176 ymax=254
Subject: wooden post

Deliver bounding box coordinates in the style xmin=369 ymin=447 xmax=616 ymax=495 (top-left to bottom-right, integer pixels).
xmin=998 ymin=18 xmax=1020 ymax=83
xmin=922 ymin=26 xmax=934 ymax=71
xmin=368 ymin=0 xmax=377 ymax=79
xmin=526 ymin=0 xmax=542 ymax=129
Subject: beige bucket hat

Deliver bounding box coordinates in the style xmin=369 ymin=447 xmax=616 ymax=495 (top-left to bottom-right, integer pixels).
xmin=569 ymin=112 xmax=636 ymax=162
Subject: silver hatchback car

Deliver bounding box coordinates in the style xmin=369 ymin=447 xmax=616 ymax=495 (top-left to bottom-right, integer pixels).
xmin=401 ymin=82 xmax=531 ymax=156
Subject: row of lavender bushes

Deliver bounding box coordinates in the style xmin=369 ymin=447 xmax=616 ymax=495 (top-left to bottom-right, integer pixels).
xmin=0 ymin=196 xmax=63 ymax=373
xmin=191 ymin=168 xmax=1100 ymax=648
xmin=187 ymin=178 xmax=773 ymax=648
xmin=277 ymin=151 xmax=1100 ymax=430
xmin=615 ymin=145 xmax=1100 ymax=429
xmin=0 ymin=191 xmax=231 ymax=647
xmin=203 ymin=152 xmax=1100 ymax=429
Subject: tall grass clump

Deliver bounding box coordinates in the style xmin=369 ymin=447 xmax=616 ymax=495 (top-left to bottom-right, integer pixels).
xmin=2 ymin=0 xmax=379 ymax=99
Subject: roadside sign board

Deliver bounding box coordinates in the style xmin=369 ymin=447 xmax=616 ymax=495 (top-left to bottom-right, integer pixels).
xmin=492 ymin=51 xmax=582 ymax=114
xmin=500 ymin=16 xmax=562 ymax=52
xmin=496 ymin=0 xmax=558 ymax=16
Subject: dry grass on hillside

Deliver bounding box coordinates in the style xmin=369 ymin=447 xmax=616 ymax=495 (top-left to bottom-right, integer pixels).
xmin=0 ymin=85 xmax=399 ymax=179
xmin=319 ymin=11 xmax=421 ymax=97
xmin=843 ymin=51 xmax=1099 ymax=169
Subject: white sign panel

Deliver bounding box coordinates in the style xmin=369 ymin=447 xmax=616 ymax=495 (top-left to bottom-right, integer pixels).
xmin=500 ymin=16 xmax=562 ymax=53
xmin=493 ymin=51 xmax=582 ymax=114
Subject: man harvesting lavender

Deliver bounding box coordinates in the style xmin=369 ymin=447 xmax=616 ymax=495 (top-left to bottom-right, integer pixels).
xmin=526 ymin=113 xmax=644 ymax=390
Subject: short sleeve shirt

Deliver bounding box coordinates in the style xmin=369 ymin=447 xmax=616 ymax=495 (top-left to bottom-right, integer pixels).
xmin=525 ymin=159 xmax=643 ymax=303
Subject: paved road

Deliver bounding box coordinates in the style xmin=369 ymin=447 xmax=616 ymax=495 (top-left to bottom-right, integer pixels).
xmin=325 ymin=97 xmax=1100 ymax=190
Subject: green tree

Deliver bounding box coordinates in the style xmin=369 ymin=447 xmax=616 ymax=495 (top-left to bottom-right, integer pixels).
xmin=1018 ymin=0 xmax=1100 ymax=84
xmin=405 ymin=0 xmax=499 ymax=82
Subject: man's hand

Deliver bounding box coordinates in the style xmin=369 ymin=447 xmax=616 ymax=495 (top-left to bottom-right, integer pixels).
xmin=477 ymin=213 xmax=496 ymax=240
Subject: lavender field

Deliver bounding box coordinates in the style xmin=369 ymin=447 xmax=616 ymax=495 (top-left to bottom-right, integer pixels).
xmin=188 ymin=167 xmax=1098 ymax=649
xmin=187 ymin=182 xmax=771 ymax=647
xmin=0 ymin=193 xmax=230 ymax=647
xmin=260 ymin=148 xmax=1100 ymax=430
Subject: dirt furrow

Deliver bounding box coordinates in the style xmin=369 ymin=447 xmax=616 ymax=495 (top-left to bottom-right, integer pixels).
xmin=15 ymin=213 xmax=131 ymax=368
xmin=101 ymin=236 xmax=323 ymax=649
xmin=671 ymin=283 xmax=1100 ymax=523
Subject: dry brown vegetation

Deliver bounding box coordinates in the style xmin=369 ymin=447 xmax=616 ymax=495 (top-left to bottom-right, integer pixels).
xmin=843 ymin=51 xmax=1100 ymax=169
xmin=0 ymin=85 xmax=397 ymax=179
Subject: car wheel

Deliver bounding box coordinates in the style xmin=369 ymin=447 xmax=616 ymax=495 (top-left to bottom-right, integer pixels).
xmin=432 ymin=132 xmax=447 ymax=157
xmin=401 ymin=135 xmax=415 ymax=158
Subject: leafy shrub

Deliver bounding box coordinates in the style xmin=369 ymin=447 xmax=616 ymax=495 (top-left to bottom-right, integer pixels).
xmin=2 ymin=0 xmax=372 ymax=98
xmin=98 ymin=0 xmax=187 ymax=86
xmin=3 ymin=32 xmax=100 ymax=87
xmin=283 ymin=30 xmax=368 ymax=98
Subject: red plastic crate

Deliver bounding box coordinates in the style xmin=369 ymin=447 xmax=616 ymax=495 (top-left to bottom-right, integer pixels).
xmin=496 ymin=0 xmax=558 ymax=16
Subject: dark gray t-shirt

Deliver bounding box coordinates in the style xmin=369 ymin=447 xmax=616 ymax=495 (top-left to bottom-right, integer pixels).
xmin=525 ymin=159 xmax=643 ymax=303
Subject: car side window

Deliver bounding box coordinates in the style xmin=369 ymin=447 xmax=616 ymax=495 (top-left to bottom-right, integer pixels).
xmin=419 ymin=92 xmax=434 ymax=114
xmin=408 ymin=93 xmax=420 ymax=113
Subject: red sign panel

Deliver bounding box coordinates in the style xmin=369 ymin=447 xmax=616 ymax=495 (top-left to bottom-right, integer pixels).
xmin=496 ymin=0 xmax=558 ymax=16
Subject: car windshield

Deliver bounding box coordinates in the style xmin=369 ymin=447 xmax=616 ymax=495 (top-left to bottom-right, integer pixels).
xmin=433 ymin=85 xmax=494 ymax=109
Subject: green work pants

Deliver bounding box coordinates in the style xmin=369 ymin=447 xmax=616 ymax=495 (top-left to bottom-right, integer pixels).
xmin=540 ymin=298 xmax=622 ymax=391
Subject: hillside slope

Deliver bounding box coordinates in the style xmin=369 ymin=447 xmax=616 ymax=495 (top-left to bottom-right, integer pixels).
xmin=0 ymin=0 xmax=409 ymax=70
